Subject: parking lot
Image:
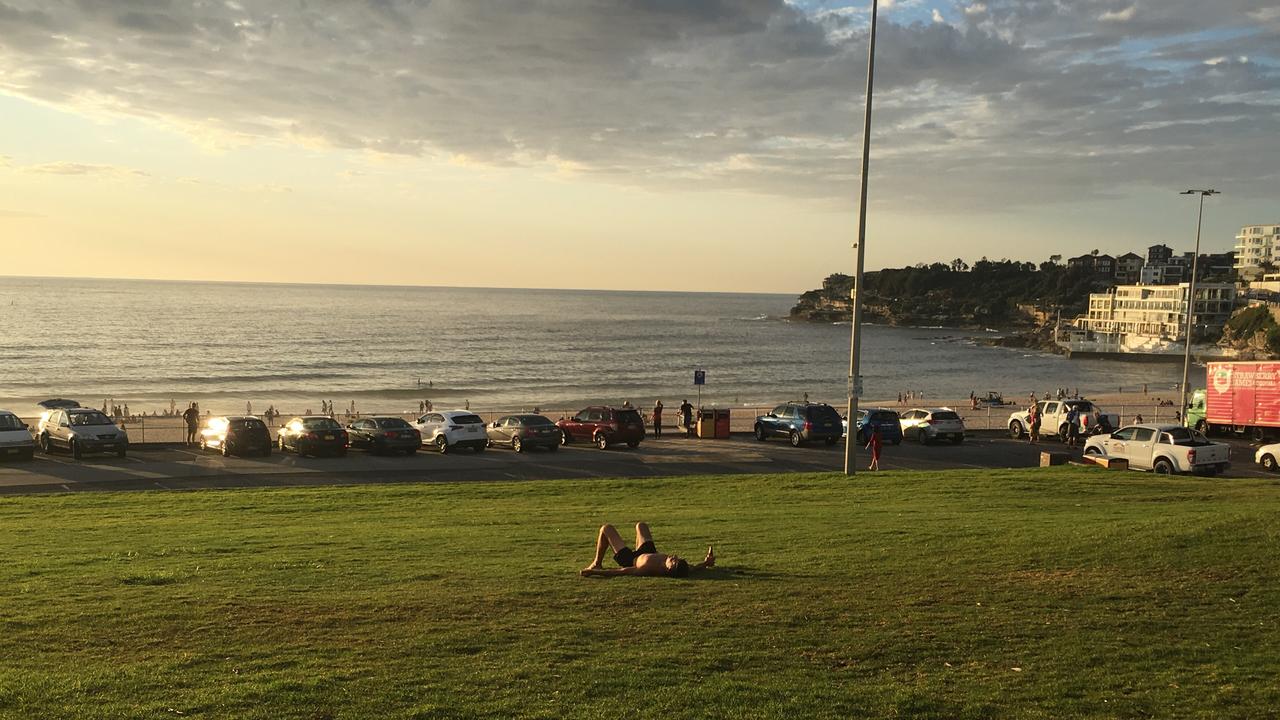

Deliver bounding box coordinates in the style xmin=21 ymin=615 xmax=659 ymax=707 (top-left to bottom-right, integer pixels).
xmin=0 ymin=431 xmax=1273 ymax=495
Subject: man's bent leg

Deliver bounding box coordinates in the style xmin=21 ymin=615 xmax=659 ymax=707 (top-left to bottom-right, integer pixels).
xmin=586 ymin=524 xmax=627 ymax=570
xmin=634 ymin=522 xmax=655 ymax=549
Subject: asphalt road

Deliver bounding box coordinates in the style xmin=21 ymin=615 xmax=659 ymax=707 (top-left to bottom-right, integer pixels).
xmin=0 ymin=432 xmax=1271 ymax=495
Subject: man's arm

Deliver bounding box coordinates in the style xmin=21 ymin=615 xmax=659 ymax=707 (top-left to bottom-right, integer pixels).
xmin=580 ymin=567 xmax=636 ymax=578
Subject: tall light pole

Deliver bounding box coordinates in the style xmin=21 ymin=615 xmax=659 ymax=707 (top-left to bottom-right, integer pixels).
xmin=844 ymin=0 xmax=879 ymax=476
xmin=1179 ymin=189 xmax=1219 ymax=419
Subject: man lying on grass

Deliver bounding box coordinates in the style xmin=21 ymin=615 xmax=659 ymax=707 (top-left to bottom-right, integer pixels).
xmin=580 ymin=522 xmax=714 ymax=578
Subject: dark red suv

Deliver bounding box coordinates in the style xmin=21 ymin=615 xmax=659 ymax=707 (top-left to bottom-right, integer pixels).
xmin=557 ymin=406 xmax=645 ymax=449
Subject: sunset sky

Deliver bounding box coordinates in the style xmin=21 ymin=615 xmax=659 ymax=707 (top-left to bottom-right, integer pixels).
xmin=1 ymin=0 xmax=1278 ymax=292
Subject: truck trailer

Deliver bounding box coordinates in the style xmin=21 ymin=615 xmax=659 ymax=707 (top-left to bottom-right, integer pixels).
xmin=1186 ymin=361 xmax=1280 ymax=442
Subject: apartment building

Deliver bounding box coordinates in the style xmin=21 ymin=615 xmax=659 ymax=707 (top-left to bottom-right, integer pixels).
xmin=1078 ymin=282 xmax=1236 ymax=343
xmin=1234 ymin=224 xmax=1280 ymax=279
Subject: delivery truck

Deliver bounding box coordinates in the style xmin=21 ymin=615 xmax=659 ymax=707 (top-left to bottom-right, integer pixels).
xmin=1185 ymin=360 xmax=1280 ymax=442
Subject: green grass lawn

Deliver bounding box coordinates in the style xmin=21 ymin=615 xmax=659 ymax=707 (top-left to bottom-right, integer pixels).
xmin=2 ymin=468 xmax=1279 ymax=719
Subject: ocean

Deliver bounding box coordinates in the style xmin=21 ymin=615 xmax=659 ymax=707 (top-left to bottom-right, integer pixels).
xmin=0 ymin=276 xmax=1202 ymax=416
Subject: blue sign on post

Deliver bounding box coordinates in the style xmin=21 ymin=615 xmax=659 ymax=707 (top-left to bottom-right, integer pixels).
xmin=693 ymin=370 xmax=706 ymax=386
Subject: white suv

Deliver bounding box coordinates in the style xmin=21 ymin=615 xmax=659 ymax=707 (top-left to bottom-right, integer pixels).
xmin=0 ymin=410 xmax=36 ymax=461
xmin=412 ymin=410 xmax=488 ymax=453
xmin=36 ymin=407 xmax=129 ymax=459
xmin=898 ymin=407 xmax=966 ymax=445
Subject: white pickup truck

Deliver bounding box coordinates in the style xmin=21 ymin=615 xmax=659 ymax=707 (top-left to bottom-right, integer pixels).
xmin=1008 ymin=399 xmax=1119 ymax=441
xmin=1083 ymin=423 xmax=1230 ymax=475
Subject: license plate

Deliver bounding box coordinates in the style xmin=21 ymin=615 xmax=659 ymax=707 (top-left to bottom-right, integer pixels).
xmin=324 ymin=434 xmax=335 ymax=440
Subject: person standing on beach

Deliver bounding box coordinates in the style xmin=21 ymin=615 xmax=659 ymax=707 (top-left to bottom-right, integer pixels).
xmin=652 ymin=400 xmax=664 ymax=438
xmin=1065 ymin=406 xmax=1080 ymax=447
xmin=182 ymin=403 xmax=200 ymax=445
xmin=1028 ymin=403 xmax=1041 ymax=444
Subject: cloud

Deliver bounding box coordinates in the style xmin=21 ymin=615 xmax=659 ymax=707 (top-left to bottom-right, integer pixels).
xmin=0 ymin=0 xmax=1275 ymax=212
xmin=20 ymin=161 xmax=149 ymax=178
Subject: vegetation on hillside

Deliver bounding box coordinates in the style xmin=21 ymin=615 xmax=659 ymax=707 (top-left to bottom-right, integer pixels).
xmin=791 ymin=257 xmax=1108 ymax=326
xmin=1221 ymin=305 xmax=1280 ymax=356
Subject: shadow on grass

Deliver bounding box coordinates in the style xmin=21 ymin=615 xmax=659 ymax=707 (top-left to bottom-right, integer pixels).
xmin=580 ymin=566 xmax=781 ymax=581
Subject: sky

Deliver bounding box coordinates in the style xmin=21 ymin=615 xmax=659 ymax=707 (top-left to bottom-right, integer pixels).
xmin=1 ymin=0 xmax=1278 ymax=293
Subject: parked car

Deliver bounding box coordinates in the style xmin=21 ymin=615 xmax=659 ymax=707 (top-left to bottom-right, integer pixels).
xmin=1008 ymin=399 xmax=1118 ymax=441
xmin=849 ymin=407 xmax=904 ymax=445
xmin=754 ymin=402 xmax=843 ymax=447
xmin=277 ymin=416 xmax=348 ymax=457
xmin=487 ymin=414 xmax=561 ymax=452
xmin=557 ymin=406 xmax=645 ymax=449
xmin=347 ymin=416 xmax=421 ymax=454
xmin=1255 ymin=442 xmax=1280 ymax=471
xmin=975 ymin=391 xmax=1007 ymax=407
xmin=1084 ymin=423 xmax=1230 ymax=475
xmin=199 ymin=415 xmax=273 ymax=457
xmin=0 ymin=410 xmax=36 ymax=461
xmin=899 ymin=408 xmax=966 ymax=445
xmin=35 ymin=407 xmax=128 ymax=459
xmin=413 ymin=411 xmax=489 ymax=453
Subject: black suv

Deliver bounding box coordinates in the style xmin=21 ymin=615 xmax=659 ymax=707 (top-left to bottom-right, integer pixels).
xmin=754 ymin=402 xmax=843 ymax=446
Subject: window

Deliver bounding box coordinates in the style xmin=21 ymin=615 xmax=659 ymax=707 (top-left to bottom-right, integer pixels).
xmin=376 ymin=418 xmax=410 ymax=428
xmin=587 ymin=409 xmax=605 ymax=422
xmin=1111 ymin=427 xmax=1138 ymax=441
xmin=1133 ymin=428 xmax=1156 ymax=442
xmin=0 ymin=414 xmax=22 ymax=431
xmin=302 ymin=418 xmax=340 ymax=430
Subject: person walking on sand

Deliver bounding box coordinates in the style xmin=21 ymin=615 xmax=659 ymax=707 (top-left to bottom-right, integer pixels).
xmin=182 ymin=403 xmax=200 ymax=445
xmin=678 ymin=399 xmax=694 ymax=437
xmin=865 ymin=425 xmax=883 ymax=471
xmin=652 ymin=400 xmax=664 ymax=438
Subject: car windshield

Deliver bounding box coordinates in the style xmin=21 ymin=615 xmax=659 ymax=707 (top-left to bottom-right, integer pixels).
xmin=518 ymin=415 xmax=555 ymax=426
xmin=870 ymin=411 xmax=899 ymax=423
xmin=230 ymin=418 xmax=266 ymax=430
xmin=932 ymin=411 xmax=961 ymax=421
xmin=0 ymin=414 xmax=23 ymax=430
xmin=302 ymin=418 xmax=341 ymax=430
xmin=452 ymin=414 xmax=484 ymax=425
xmin=617 ymin=410 xmax=643 ymax=423
xmin=376 ymin=418 xmax=411 ymax=428
xmin=69 ymin=411 xmax=114 ymax=426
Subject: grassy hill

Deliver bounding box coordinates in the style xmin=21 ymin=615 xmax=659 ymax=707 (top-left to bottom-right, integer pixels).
xmin=2 ymin=469 xmax=1279 ymax=718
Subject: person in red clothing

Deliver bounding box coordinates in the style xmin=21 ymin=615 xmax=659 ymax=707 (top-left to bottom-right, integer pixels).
xmin=865 ymin=425 xmax=883 ymax=471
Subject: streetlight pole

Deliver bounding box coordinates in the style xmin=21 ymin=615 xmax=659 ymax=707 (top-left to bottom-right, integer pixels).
xmin=844 ymin=0 xmax=879 ymax=476
xmin=1179 ymin=189 xmax=1219 ymax=420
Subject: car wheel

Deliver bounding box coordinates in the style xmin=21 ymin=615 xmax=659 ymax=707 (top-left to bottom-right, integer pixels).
xmin=1084 ymin=446 xmax=1101 ymax=456
xmin=278 ymin=437 xmax=287 ymax=452
xmin=40 ymin=434 xmax=52 ymax=454
xmin=627 ymin=440 xmax=640 ymax=448
xmin=918 ymin=430 xmax=930 ymax=445
xmin=1253 ymin=427 xmax=1268 ymax=443
xmin=789 ymin=431 xmax=803 ymax=448
xmin=336 ymin=448 xmax=347 ymax=458
xmin=560 ymin=431 xmax=570 ymax=445
xmin=404 ymin=447 xmax=416 ymax=455
xmin=474 ymin=443 xmax=485 ymax=453
xmin=891 ymin=438 xmax=902 ymax=446
xmin=1009 ymin=421 xmax=1024 ymax=439
xmin=547 ymin=443 xmax=558 ymax=452
xmin=754 ymin=425 xmax=767 ymax=442
xmin=70 ymin=438 xmax=82 ymax=460
xmin=512 ymin=436 xmax=524 ymax=453
xmin=1263 ymin=454 xmax=1277 ymax=472
xmin=1058 ymin=423 xmax=1070 ymax=440
xmin=1153 ymin=459 xmax=1174 ymax=474
xmin=221 ymin=440 xmax=232 ymax=457
xmin=20 ymin=448 xmax=34 ymax=461
xmin=596 ymin=434 xmax=610 ymax=450
xmin=199 ymin=438 xmax=208 ymax=452
xmin=117 ymin=448 xmax=127 ymax=459
xmin=436 ymin=435 xmax=449 ymax=453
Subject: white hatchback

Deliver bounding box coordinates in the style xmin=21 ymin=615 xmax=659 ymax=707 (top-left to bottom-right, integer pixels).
xmin=412 ymin=410 xmax=489 ymax=453
xmin=0 ymin=410 xmax=36 ymax=461
xmin=1255 ymin=442 xmax=1280 ymax=472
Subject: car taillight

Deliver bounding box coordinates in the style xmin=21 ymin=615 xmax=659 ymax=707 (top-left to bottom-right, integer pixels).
xmin=449 ymin=425 xmax=461 ymax=431
xmin=924 ymin=419 xmax=935 ymax=425
xmin=1188 ymin=449 xmax=1196 ymax=463
xmin=524 ymin=429 xmax=537 ymax=437
xmin=385 ymin=431 xmax=398 ymax=439
xmin=804 ymin=420 xmax=813 ymax=431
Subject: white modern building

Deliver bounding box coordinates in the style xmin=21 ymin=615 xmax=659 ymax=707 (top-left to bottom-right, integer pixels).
xmin=1234 ymin=224 xmax=1280 ymax=279
xmin=1062 ymin=282 xmax=1237 ymax=354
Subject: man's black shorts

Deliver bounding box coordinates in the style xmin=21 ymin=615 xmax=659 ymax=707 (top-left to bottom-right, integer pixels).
xmin=613 ymin=540 xmax=657 ymax=568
